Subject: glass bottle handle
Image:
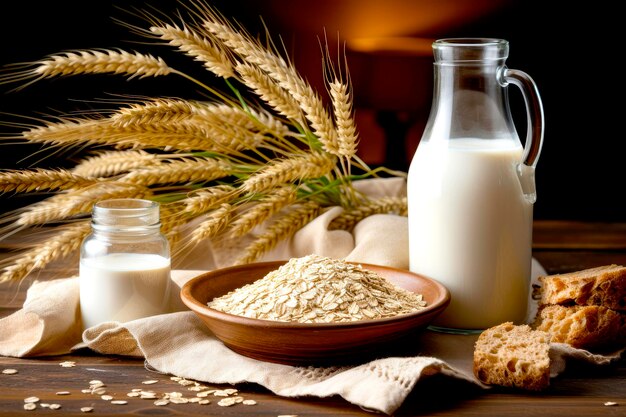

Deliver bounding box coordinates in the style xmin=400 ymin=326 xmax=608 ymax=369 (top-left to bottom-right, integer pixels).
xmin=500 ymin=67 xmax=544 ymax=203
xmin=502 ymin=68 xmax=544 ymax=168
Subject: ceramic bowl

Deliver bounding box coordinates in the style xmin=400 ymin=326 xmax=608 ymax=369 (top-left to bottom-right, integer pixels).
xmin=180 ymin=260 xmax=450 ymax=366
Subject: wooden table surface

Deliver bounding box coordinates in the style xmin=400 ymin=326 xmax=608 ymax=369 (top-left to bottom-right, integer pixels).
xmin=1 ymin=220 xmax=625 ymax=416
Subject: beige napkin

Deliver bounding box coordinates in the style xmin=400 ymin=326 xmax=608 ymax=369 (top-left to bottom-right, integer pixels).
xmin=0 ymin=178 xmax=622 ymax=415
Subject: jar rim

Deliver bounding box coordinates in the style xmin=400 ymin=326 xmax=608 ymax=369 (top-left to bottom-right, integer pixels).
xmin=95 ymin=198 xmax=157 ymax=211
xmin=92 ymin=198 xmax=160 ymax=227
xmin=432 ymin=38 xmax=509 ymax=63
xmin=434 ymin=38 xmax=508 ymax=47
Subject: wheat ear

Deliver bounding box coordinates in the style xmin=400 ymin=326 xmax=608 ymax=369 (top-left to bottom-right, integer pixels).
xmin=150 ymin=23 xmax=234 ymax=78
xmin=16 ymin=183 xmax=150 ymax=226
xmin=112 ymin=101 xmax=270 ymax=152
xmin=228 ymin=186 xmax=298 ymax=237
xmin=0 ymin=221 xmax=91 ymax=283
xmin=120 ymin=158 xmax=231 ymax=186
xmin=4 ymin=49 xmax=173 ymax=87
xmin=235 ymin=201 xmax=322 ymax=265
xmin=72 ymin=150 xmax=162 ymax=178
xmin=242 ymin=152 xmax=335 ymax=194
xmin=184 ymin=185 xmax=237 ymax=215
xmin=328 ymin=196 xmax=408 ymax=231
xmin=191 ymin=203 xmax=233 ymax=242
xmin=22 ymin=117 xmax=260 ymax=152
xmin=329 ymin=80 xmax=358 ymax=158
xmin=235 ymin=63 xmax=302 ymax=121
xmin=202 ymin=20 xmax=340 ymax=155
xmin=0 ymin=168 xmax=96 ymax=193
xmin=191 ymin=102 xmax=292 ymax=142
xmin=110 ymin=99 xmax=199 ymax=127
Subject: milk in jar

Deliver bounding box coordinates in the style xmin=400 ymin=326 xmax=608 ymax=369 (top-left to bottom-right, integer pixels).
xmin=408 ymin=138 xmax=533 ymax=329
xmin=79 ymin=199 xmax=171 ymax=329
xmin=80 ymin=253 xmax=171 ymax=329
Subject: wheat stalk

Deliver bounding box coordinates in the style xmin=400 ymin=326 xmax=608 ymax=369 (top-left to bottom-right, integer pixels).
xmin=72 ymin=150 xmax=162 ymax=178
xmin=120 ymin=158 xmax=232 ymax=186
xmin=0 ymin=168 xmax=96 ymax=193
xmin=191 ymin=203 xmax=233 ymax=242
xmin=328 ymin=196 xmax=408 ymax=231
xmin=0 ymin=221 xmax=91 ymax=284
xmin=235 ymin=201 xmax=322 ymax=265
xmin=150 ymin=23 xmax=234 ymax=78
xmin=228 ymin=185 xmax=298 ymax=237
xmin=242 ymin=152 xmax=335 ymax=194
xmin=16 ymin=183 xmax=150 ymax=226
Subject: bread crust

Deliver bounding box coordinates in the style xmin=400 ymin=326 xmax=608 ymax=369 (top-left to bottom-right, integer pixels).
xmin=532 ymin=304 xmax=624 ymax=350
xmin=473 ymin=322 xmax=551 ymax=391
xmin=538 ymin=264 xmax=626 ymax=311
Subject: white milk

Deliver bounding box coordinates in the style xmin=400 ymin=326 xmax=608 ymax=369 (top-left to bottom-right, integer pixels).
xmin=79 ymin=253 xmax=171 ymax=329
xmin=407 ymin=138 xmax=533 ymax=330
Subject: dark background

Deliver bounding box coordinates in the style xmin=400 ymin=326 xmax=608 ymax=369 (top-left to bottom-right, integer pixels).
xmin=0 ymin=0 xmax=623 ymax=221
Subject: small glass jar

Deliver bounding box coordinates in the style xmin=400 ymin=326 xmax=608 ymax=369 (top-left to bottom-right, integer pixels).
xmin=79 ymin=198 xmax=171 ymax=329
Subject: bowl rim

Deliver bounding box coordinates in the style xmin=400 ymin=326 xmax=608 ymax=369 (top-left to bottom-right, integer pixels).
xmin=180 ymin=260 xmax=450 ymax=330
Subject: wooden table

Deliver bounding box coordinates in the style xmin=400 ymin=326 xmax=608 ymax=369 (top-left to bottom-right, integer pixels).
xmin=1 ymin=220 xmax=625 ymax=416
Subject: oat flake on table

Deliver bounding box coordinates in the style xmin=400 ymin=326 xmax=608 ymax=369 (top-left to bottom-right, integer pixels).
xmin=208 ymin=254 xmax=427 ymax=323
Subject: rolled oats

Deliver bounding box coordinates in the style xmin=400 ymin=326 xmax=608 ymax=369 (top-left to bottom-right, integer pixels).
xmin=208 ymin=254 xmax=427 ymax=322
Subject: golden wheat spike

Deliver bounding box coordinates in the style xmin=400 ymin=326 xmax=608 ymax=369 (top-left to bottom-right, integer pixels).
xmin=234 ymin=201 xmax=322 ymax=265
xmin=235 ymin=63 xmax=303 ymax=121
xmin=0 ymin=221 xmax=91 ymax=283
xmin=1 ymin=49 xmax=173 ymax=89
xmin=21 ymin=117 xmax=259 ymax=153
xmin=110 ymin=99 xmax=198 ymax=127
xmin=72 ymin=150 xmax=162 ymax=178
xmin=202 ymin=18 xmax=340 ymax=155
xmin=16 ymin=183 xmax=150 ymax=227
xmin=184 ymin=185 xmax=237 ymax=215
xmin=328 ymin=196 xmax=408 ymax=231
xmin=329 ymin=80 xmax=359 ymax=159
xmin=0 ymin=168 xmax=96 ymax=194
xmin=242 ymin=152 xmax=335 ymax=194
xmin=120 ymin=158 xmax=232 ymax=186
xmin=150 ymin=23 xmax=234 ymax=78
xmin=228 ymin=186 xmax=298 ymax=237
xmin=191 ymin=203 xmax=233 ymax=242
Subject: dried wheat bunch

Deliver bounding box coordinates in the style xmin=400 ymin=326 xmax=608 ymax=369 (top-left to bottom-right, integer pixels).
xmin=0 ymin=0 xmax=405 ymax=283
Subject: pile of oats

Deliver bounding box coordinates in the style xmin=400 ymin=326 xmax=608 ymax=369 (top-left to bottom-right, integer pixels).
xmin=208 ymin=254 xmax=427 ymax=323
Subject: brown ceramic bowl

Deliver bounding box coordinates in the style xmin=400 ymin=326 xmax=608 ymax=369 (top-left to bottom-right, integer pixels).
xmin=180 ymin=261 xmax=450 ymax=366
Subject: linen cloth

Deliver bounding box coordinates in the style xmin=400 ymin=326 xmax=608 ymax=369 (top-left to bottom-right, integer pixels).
xmin=0 ymin=178 xmax=622 ymax=415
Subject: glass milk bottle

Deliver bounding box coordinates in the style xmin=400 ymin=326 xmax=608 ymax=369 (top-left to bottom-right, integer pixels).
xmin=407 ymin=38 xmax=544 ymax=332
xmin=79 ymin=198 xmax=171 ymax=329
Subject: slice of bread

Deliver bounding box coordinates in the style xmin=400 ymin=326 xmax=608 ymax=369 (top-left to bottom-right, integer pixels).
xmin=533 ymin=304 xmax=624 ymax=350
xmin=473 ymin=322 xmax=551 ymax=391
xmin=538 ymin=264 xmax=626 ymax=311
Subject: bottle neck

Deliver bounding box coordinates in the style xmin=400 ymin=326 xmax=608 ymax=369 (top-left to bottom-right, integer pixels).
xmin=424 ymin=59 xmax=517 ymax=142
